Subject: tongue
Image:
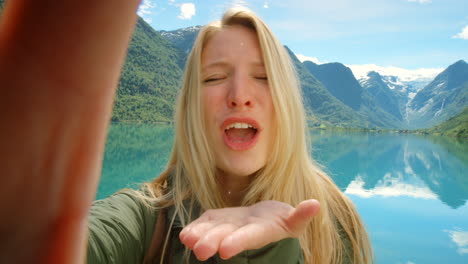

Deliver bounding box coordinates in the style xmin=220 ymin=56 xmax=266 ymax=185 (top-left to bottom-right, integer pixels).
xmin=225 ymin=128 xmax=256 ymax=142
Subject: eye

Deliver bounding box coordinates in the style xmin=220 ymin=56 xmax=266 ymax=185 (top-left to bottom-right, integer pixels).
xmin=255 ymin=75 xmax=268 ymax=81
xmin=204 ymin=77 xmax=221 ymax=83
xmin=203 ymin=75 xmax=226 ymax=84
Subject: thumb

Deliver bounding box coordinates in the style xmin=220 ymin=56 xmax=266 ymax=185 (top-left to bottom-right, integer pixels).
xmin=286 ymin=199 xmax=320 ymax=236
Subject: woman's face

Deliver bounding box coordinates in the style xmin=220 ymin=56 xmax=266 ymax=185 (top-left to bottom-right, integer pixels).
xmin=201 ymin=25 xmax=275 ymax=179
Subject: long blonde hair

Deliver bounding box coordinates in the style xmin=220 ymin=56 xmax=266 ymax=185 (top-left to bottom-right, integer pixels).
xmin=145 ymin=7 xmax=373 ymax=264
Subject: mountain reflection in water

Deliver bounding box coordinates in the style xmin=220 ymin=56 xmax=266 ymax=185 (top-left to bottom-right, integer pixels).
xmin=310 ymin=130 xmax=468 ymax=263
xmin=310 ymin=131 xmax=468 ymax=209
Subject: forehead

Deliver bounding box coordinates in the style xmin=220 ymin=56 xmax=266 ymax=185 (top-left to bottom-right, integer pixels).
xmin=201 ymin=25 xmax=263 ymax=65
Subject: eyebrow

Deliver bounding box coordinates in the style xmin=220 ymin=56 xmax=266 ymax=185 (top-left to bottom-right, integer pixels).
xmin=202 ymin=60 xmax=265 ymax=72
xmin=202 ymin=61 xmax=229 ymax=72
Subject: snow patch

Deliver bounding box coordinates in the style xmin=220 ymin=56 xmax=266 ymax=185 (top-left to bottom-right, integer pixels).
xmin=435 ymin=81 xmax=446 ymax=89
xmin=418 ymin=98 xmax=434 ymax=113
xmin=295 ymin=54 xmax=325 ymax=64
xmin=434 ymin=99 xmax=446 ymax=117
xmin=348 ymin=64 xmax=442 ymax=82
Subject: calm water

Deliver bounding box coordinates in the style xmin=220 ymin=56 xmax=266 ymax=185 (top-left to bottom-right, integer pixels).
xmin=98 ymin=123 xmax=468 ymax=263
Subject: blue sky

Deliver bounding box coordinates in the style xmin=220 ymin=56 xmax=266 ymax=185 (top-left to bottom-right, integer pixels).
xmin=138 ymin=0 xmax=467 ymax=77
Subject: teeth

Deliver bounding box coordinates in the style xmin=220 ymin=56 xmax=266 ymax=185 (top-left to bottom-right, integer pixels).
xmin=225 ymin=122 xmax=256 ymax=130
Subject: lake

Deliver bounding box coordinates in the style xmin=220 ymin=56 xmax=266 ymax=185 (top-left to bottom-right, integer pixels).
xmin=97 ymin=123 xmax=468 ymax=263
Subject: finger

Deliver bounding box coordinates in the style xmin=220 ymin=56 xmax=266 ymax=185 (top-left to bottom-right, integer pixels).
xmin=286 ymin=199 xmax=320 ymax=236
xmin=179 ymin=214 xmax=209 ymax=241
xmin=180 ymin=221 xmax=216 ymax=249
xmin=219 ymin=221 xmax=282 ymax=259
xmin=192 ymin=223 xmax=238 ymax=261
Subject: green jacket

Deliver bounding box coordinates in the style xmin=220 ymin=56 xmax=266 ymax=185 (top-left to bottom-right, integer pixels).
xmin=87 ymin=191 xmax=304 ymax=264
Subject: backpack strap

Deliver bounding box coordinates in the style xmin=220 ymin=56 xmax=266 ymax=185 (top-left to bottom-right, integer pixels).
xmin=143 ymin=207 xmax=170 ymax=264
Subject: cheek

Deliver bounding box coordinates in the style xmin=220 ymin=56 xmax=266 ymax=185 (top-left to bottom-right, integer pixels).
xmin=202 ymin=87 xmax=225 ymax=125
xmin=263 ymin=92 xmax=277 ymax=140
xmin=263 ymin=91 xmax=275 ymax=122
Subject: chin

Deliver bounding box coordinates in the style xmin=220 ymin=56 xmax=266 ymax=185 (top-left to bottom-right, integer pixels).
xmin=215 ymin=147 xmax=267 ymax=177
xmin=219 ymin=161 xmax=264 ymax=178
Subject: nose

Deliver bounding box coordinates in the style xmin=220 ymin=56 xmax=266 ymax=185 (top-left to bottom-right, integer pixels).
xmin=227 ymin=72 xmax=253 ymax=108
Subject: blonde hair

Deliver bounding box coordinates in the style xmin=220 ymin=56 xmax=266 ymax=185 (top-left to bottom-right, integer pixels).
xmin=144 ymin=7 xmax=373 ymax=264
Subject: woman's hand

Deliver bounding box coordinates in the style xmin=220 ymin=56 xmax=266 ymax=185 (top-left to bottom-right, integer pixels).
xmin=179 ymin=199 xmax=320 ymax=261
xmin=0 ymin=1 xmax=140 ymax=263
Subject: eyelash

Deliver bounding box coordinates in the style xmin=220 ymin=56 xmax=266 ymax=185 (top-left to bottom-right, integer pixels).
xmin=204 ymin=77 xmax=224 ymax=83
xmin=203 ymin=75 xmax=268 ymax=83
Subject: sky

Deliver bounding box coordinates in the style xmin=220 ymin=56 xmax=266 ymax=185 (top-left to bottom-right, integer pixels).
xmin=137 ymin=0 xmax=468 ymax=80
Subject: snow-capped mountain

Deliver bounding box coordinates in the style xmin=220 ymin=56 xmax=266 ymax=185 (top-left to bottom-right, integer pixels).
xmin=303 ymin=62 xmax=404 ymax=128
xmin=357 ymin=61 xmax=468 ymax=128
xmin=158 ymin=26 xmax=201 ymax=55
xmin=359 ymin=71 xmax=407 ymax=123
xmin=349 ymin=64 xmax=441 ymax=83
xmin=360 ymin=73 xmax=430 ymax=102
xmin=406 ymin=60 xmax=468 ymax=128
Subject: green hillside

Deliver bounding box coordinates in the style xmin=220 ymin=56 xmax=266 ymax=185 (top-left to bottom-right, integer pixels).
xmin=113 ymin=18 xmax=184 ymax=123
xmin=0 ymin=3 xmax=182 ymax=123
xmin=285 ymin=47 xmax=371 ymax=128
xmin=303 ymin=61 xmax=403 ymax=128
xmin=303 ymin=61 xmax=363 ymax=110
xmin=424 ymin=107 xmax=468 ymax=138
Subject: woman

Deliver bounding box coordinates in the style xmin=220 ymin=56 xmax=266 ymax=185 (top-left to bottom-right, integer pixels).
xmin=0 ymin=1 xmax=372 ymax=263
xmin=88 ymin=7 xmax=372 ymax=264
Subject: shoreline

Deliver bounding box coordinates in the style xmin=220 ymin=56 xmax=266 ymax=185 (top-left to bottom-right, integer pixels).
xmin=109 ymin=121 xmax=467 ymax=139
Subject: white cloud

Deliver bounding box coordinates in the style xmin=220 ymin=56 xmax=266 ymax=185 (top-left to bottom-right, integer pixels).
xmin=344 ymin=174 xmax=438 ymax=199
xmin=138 ymin=0 xmax=156 ymax=16
xmin=446 ymin=230 xmax=468 ymax=255
xmin=168 ymin=0 xmax=177 ymax=7
xmin=295 ymin=54 xmax=326 ymax=64
xmin=137 ymin=0 xmax=157 ymax=23
xmin=407 ymin=0 xmax=432 ymax=4
xmin=347 ymin=63 xmax=442 ymax=82
xmin=453 ymin=25 xmax=468 ymax=40
xmin=178 ymin=3 xmax=196 ymax=20
xmin=263 ymin=1 xmax=269 ymax=8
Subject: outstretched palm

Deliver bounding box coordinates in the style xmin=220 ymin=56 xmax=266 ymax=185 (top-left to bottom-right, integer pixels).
xmin=179 ymin=199 xmax=320 ymax=260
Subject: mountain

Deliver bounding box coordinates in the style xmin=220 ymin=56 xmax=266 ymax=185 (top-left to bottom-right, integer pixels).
xmin=286 ymin=48 xmax=374 ymax=127
xmin=359 ymin=71 xmax=406 ymax=122
xmin=303 ymin=62 xmax=362 ymax=110
xmin=159 ymin=26 xmax=201 ymax=68
xmin=304 ymin=61 xmax=402 ymax=128
xmin=159 ymin=26 xmax=201 ymax=56
xmin=375 ymin=74 xmax=423 ymax=103
xmin=113 ymin=18 xmax=184 ymax=122
xmin=407 ymin=60 xmax=468 ymax=128
xmin=354 ymin=67 xmax=434 ymax=106
xmin=423 ymin=106 xmax=468 ymax=138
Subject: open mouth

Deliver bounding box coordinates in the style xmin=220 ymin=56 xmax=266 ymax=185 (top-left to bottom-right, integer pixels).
xmin=222 ymin=120 xmax=260 ymax=151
